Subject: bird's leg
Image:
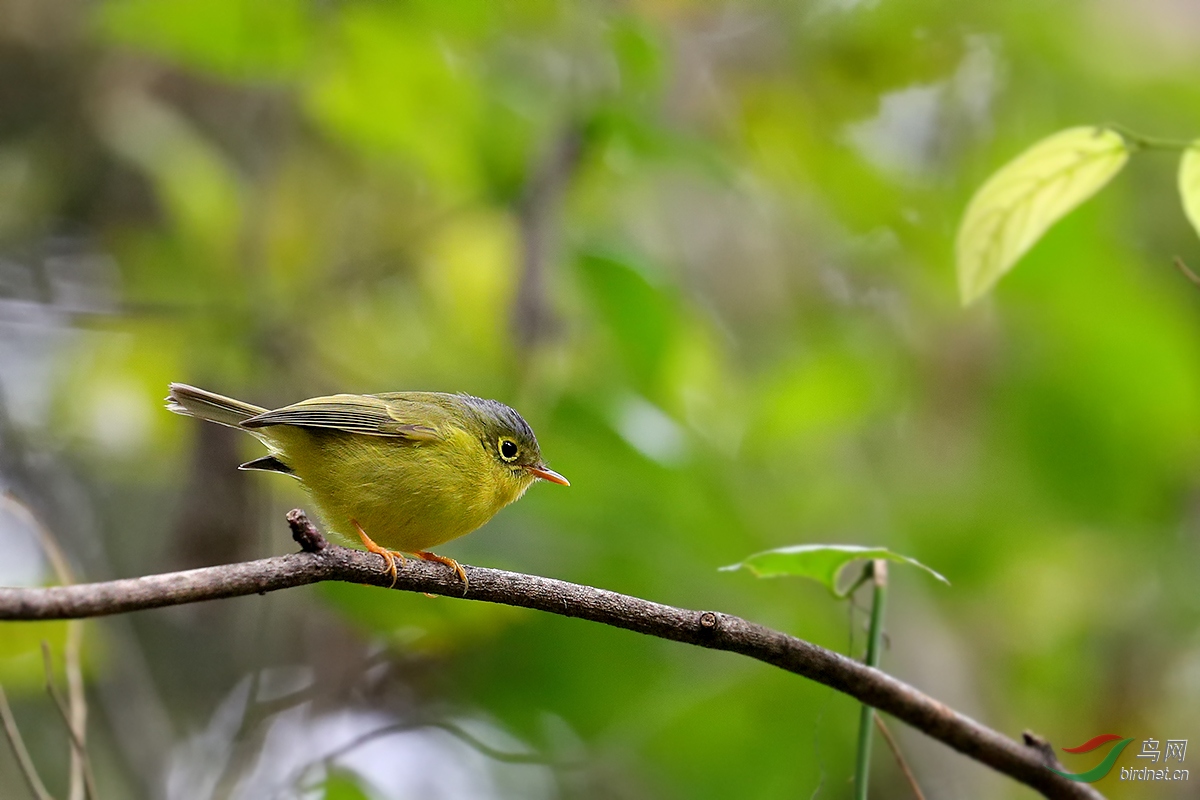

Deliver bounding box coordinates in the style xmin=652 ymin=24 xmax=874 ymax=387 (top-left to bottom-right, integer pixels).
xmin=416 ymin=551 xmax=469 ymax=592
xmin=352 ymin=520 xmax=406 ymax=588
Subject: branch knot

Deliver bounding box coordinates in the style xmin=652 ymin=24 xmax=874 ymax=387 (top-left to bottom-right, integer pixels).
xmin=286 ymin=509 xmax=327 ymax=553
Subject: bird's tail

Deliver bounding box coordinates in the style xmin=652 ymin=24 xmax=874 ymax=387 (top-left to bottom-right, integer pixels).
xmin=166 ymin=383 xmax=267 ymax=429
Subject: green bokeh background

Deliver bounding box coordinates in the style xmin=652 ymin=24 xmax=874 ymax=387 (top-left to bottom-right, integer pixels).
xmin=1 ymin=1 xmax=1198 ymax=798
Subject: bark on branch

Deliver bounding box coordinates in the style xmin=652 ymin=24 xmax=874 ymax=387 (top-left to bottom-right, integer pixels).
xmin=0 ymin=513 xmax=1103 ymax=800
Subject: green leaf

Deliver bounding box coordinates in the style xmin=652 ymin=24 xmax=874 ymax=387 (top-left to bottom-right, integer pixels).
xmin=956 ymin=126 xmax=1129 ymax=305
xmin=720 ymin=544 xmax=949 ymax=597
xmin=1178 ymin=142 xmax=1200 ymax=240
xmin=321 ymin=770 xmax=372 ymax=800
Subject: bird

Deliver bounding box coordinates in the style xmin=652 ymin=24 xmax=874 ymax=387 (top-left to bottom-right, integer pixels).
xmin=166 ymin=383 xmax=568 ymax=590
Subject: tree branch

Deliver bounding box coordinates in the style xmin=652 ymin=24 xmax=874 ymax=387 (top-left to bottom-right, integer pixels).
xmin=0 ymin=513 xmax=1103 ymax=800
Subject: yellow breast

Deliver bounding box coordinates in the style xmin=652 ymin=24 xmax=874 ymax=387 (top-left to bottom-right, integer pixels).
xmin=262 ymin=424 xmax=534 ymax=552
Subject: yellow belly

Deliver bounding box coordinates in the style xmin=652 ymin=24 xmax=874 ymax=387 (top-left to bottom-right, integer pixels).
xmin=262 ymin=425 xmax=531 ymax=553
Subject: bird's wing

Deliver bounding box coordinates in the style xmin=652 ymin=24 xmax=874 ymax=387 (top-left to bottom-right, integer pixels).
xmin=241 ymin=394 xmax=441 ymax=440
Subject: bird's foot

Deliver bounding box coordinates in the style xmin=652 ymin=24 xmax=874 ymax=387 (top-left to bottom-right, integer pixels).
xmin=352 ymin=520 xmax=406 ymax=588
xmin=417 ymin=551 xmax=469 ymax=592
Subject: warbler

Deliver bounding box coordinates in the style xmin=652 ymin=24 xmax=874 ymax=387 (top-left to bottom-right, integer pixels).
xmin=166 ymin=383 xmax=568 ymax=589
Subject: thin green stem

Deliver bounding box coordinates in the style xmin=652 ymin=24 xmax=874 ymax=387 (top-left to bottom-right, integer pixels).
xmin=853 ymin=560 xmax=888 ymax=800
xmin=1106 ymin=124 xmax=1196 ymax=152
xmin=838 ymin=563 xmax=874 ymax=600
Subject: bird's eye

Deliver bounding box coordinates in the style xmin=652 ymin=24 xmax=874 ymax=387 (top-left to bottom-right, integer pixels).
xmin=499 ymin=438 xmax=519 ymax=462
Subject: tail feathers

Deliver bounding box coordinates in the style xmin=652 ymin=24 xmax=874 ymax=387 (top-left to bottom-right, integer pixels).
xmin=166 ymin=383 xmax=267 ymax=429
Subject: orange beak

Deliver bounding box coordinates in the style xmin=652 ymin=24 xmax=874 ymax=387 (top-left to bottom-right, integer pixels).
xmin=526 ymin=464 xmax=570 ymax=486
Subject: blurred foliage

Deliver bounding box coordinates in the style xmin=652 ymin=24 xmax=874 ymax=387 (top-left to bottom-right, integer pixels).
xmin=0 ymin=0 xmax=1199 ymax=798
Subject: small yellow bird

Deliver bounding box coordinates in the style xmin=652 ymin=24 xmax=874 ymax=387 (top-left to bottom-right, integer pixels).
xmin=166 ymin=383 xmax=568 ymax=588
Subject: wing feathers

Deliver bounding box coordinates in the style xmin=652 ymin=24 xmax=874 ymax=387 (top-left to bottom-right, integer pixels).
xmin=242 ymin=395 xmax=441 ymax=440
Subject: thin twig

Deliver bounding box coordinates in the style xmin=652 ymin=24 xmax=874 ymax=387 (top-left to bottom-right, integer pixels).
xmin=286 ymin=718 xmax=568 ymax=799
xmin=3 ymin=493 xmax=92 ymax=800
xmin=0 ymin=684 xmax=56 ymax=800
xmin=340 ymin=720 xmax=559 ymax=769
xmin=874 ymin=713 xmax=925 ymax=800
xmin=40 ymin=645 xmax=99 ymax=800
xmin=1173 ymin=256 xmax=1200 ymax=289
xmin=427 ymin=719 xmax=576 ymax=766
xmin=63 ymin=621 xmax=88 ymax=800
xmin=2 ymin=493 xmax=76 ymax=585
xmin=0 ymin=511 xmax=1105 ymax=800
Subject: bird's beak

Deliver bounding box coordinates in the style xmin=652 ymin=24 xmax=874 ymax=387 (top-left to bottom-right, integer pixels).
xmin=526 ymin=464 xmax=570 ymax=486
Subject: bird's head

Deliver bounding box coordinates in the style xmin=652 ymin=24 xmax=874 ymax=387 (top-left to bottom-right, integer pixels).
xmin=459 ymin=395 xmax=569 ymax=490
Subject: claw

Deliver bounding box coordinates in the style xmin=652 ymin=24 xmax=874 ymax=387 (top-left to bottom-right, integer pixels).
xmin=352 ymin=520 xmax=405 ymax=588
xmin=417 ymin=551 xmax=469 ymax=593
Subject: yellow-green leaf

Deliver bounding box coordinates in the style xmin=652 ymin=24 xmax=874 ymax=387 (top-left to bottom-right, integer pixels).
xmin=719 ymin=544 xmax=949 ymax=598
xmin=1178 ymin=142 xmax=1200 ymax=240
xmin=956 ymin=126 xmax=1129 ymax=305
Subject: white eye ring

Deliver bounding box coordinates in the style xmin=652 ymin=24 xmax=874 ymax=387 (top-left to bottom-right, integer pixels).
xmin=498 ymin=438 xmax=519 ymax=462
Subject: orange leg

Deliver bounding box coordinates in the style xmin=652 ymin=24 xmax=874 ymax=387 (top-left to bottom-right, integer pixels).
xmin=352 ymin=520 xmax=406 ymax=588
xmin=417 ymin=551 xmax=469 ymax=591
